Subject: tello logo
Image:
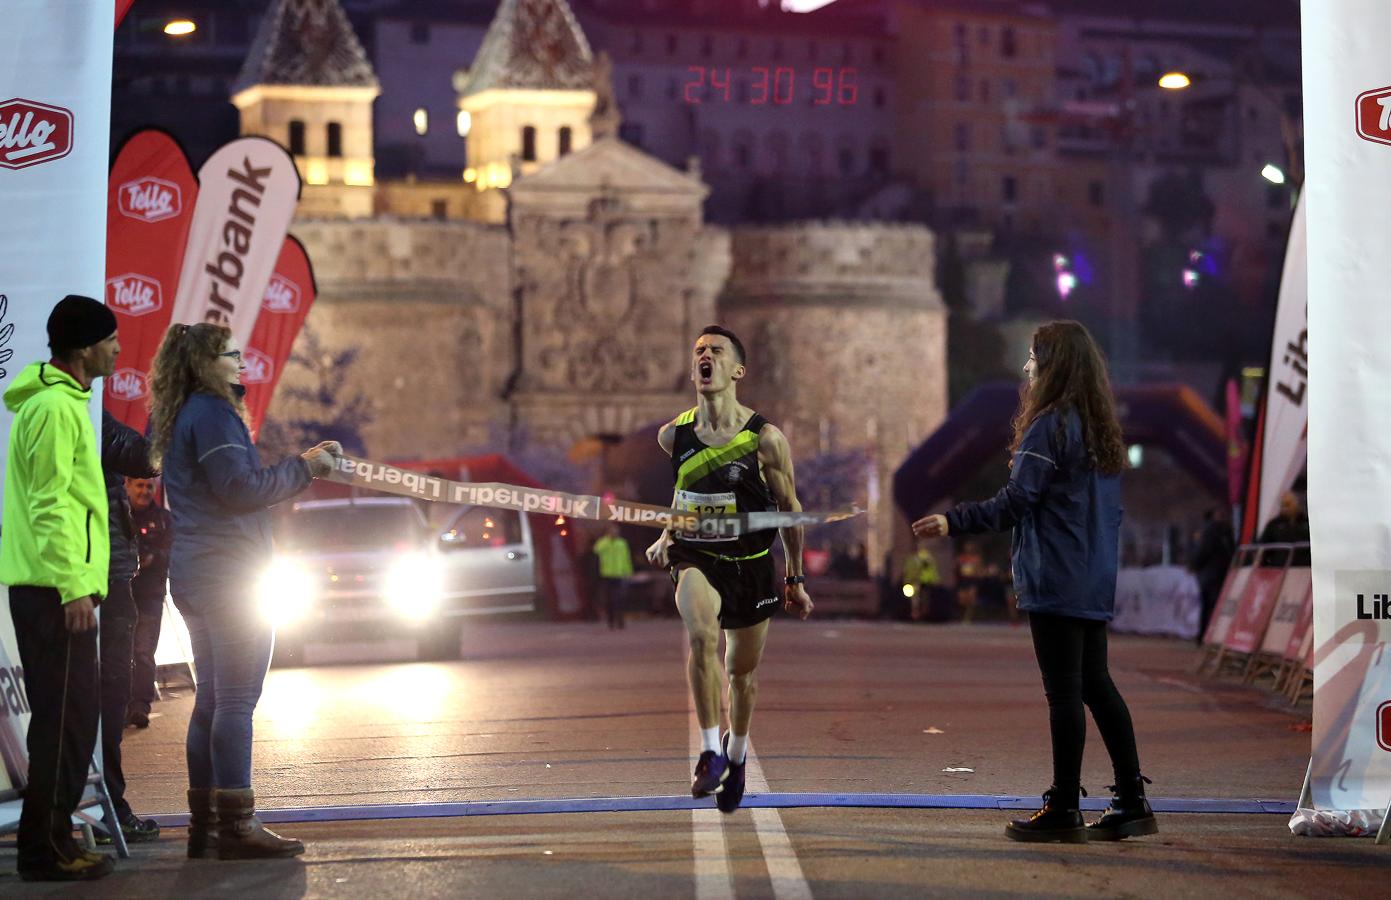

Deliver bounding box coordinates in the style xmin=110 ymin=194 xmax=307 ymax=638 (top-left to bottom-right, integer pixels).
xmin=106 ymin=273 xmax=163 ymax=317
xmin=242 ymin=348 xmax=273 ymax=385
xmin=107 ymin=368 xmax=148 ymax=402
xmin=1356 ymin=86 xmax=1391 ymax=146
xmin=0 ymin=98 xmax=74 ymax=170
xmin=262 ymin=275 xmax=300 ymax=313
xmin=118 ymin=176 xmax=182 ymax=223
xmin=1379 ymin=701 xmax=1391 ymax=753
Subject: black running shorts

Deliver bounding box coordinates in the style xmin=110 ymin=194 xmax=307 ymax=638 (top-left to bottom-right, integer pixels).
xmin=668 ymin=543 xmax=779 ymax=630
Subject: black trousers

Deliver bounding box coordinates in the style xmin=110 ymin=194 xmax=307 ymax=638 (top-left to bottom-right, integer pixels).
xmin=99 ymin=578 xmax=137 ymax=818
xmin=1028 ymin=612 xmax=1142 ymax=806
xmin=128 ymin=577 xmax=165 ymax=715
xmin=9 ymin=586 xmax=100 ymax=868
xmin=600 ymin=579 xmax=628 ymax=629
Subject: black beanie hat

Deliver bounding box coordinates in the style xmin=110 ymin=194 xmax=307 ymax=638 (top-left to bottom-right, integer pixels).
xmin=47 ymin=294 xmax=117 ymax=355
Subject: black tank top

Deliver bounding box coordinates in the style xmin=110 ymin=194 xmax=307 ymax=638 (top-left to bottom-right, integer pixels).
xmin=669 ymin=408 xmax=778 ymax=559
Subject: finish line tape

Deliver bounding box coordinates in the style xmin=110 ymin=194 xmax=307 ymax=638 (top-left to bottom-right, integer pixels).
xmin=325 ymin=454 xmax=861 ymax=537
xmin=146 ymin=793 xmax=1298 ymax=828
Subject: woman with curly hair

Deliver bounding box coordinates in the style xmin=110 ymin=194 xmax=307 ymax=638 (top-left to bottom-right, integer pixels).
xmin=913 ymin=320 xmax=1156 ymax=844
xmin=147 ymin=322 xmax=338 ymax=860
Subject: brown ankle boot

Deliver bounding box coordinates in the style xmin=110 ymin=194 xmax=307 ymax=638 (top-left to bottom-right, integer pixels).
xmin=187 ymin=789 xmax=218 ymax=859
xmin=215 ymin=788 xmax=304 ymax=860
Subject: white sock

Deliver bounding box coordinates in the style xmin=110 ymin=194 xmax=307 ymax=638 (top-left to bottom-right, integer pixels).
xmin=727 ymin=733 xmax=749 ymax=764
xmin=701 ymin=726 xmax=721 ymax=754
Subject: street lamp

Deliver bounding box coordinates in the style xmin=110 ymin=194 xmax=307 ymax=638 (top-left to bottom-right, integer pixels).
xmin=163 ymin=19 xmax=196 ymax=36
xmin=1261 ymin=163 xmax=1286 ymax=185
xmin=1157 ymin=72 xmax=1191 ymax=90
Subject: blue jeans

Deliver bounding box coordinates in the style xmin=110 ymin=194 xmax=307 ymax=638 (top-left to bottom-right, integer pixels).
xmin=173 ymin=586 xmax=273 ymax=790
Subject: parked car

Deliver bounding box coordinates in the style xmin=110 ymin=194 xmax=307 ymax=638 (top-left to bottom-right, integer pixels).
xmin=261 ymin=497 xmax=538 ymax=664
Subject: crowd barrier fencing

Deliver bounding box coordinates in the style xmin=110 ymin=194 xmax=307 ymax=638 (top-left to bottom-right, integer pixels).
xmin=1196 ymin=543 xmax=1313 ymax=705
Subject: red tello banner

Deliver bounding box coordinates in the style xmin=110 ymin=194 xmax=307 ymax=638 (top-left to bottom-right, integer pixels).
xmin=243 ymin=235 xmax=316 ymax=436
xmin=104 ymin=129 xmax=198 ymax=431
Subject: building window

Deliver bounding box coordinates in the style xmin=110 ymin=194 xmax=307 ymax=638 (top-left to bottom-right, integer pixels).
xmin=288 ymin=119 xmax=306 ymax=155
xmin=521 ymin=125 xmax=537 ymax=161
xmin=628 ymin=74 xmax=643 ymax=100
xmin=559 ymin=126 xmax=573 ymax=156
xmin=413 ymin=108 xmax=428 ymax=136
xmin=667 ymin=77 xmax=678 ymax=100
xmin=954 ymin=75 xmax=969 ymax=102
xmin=733 ymin=132 xmax=753 ymax=170
xmin=737 ymin=38 xmax=748 ymax=60
xmin=838 ymin=145 xmax=855 ymax=175
xmin=1002 ymin=26 xmax=1017 ymax=58
xmin=619 ymin=121 xmax=645 ymax=148
xmin=700 ymin=129 xmax=721 ymax=168
xmin=801 ymin=132 xmax=823 ymax=175
xmin=431 ymin=199 xmax=448 ymax=219
xmin=701 ymin=35 xmax=713 ymax=58
xmin=1003 ymin=175 xmax=1017 ymax=203
xmin=410 ymin=22 xmax=429 ymax=44
xmin=1088 ymin=180 xmax=1104 ymax=207
xmin=666 ymin=33 xmax=678 ymax=55
xmin=954 ymin=122 xmax=969 ymax=151
xmin=326 ymin=122 xmax=342 ymax=157
xmin=869 ymin=144 xmax=889 ymax=175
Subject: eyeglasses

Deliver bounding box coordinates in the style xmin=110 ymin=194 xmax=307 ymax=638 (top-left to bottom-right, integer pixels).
xmin=218 ymin=350 xmax=242 ymax=362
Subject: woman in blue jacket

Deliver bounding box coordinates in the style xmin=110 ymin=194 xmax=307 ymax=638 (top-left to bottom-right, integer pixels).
xmin=147 ymin=323 xmax=338 ymax=860
xmin=913 ymin=320 xmax=1156 ymax=844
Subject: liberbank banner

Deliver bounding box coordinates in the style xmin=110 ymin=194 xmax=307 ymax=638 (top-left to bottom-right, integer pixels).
xmin=1304 ymin=1 xmax=1391 ymax=813
xmin=0 ymin=0 xmax=115 ymax=814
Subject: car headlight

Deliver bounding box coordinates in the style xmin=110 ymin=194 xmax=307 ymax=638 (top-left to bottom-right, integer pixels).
xmin=384 ymin=553 xmax=443 ymax=620
xmin=257 ymin=557 xmax=316 ymax=627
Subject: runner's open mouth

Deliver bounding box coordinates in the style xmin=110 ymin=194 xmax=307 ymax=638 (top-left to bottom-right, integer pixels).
xmin=699 ymin=361 xmax=713 ymax=379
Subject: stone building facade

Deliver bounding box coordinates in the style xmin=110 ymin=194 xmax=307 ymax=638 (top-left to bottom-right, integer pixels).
xmin=253 ymin=0 xmax=947 ymax=563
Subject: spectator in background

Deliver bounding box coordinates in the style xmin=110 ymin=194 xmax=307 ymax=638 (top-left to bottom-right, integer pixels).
xmin=1259 ymin=491 xmax=1310 ymax=545
xmin=955 ymin=540 xmax=984 ymax=623
xmin=98 ymin=412 xmax=161 ymax=845
xmin=1190 ymin=508 xmax=1235 ymax=643
xmin=126 ymin=476 xmax=171 ymax=729
xmin=902 ymin=542 xmax=941 ymax=621
xmin=592 ymin=523 xmax=634 ymax=630
xmin=831 ymin=542 xmax=870 ymax=579
xmin=0 ymin=295 xmax=120 ymax=881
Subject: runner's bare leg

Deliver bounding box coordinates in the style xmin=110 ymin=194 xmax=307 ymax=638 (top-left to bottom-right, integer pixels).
xmin=725 ymin=619 xmax=770 ymax=736
xmin=677 ymin=566 xmax=724 ymax=729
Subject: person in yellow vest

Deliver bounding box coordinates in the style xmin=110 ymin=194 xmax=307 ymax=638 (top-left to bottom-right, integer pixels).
xmin=902 ymin=542 xmax=942 ymax=621
xmin=593 ymin=523 xmax=634 ymax=630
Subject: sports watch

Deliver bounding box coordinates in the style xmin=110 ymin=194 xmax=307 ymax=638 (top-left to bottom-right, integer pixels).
xmin=784 ymin=575 xmax=806 ymax=586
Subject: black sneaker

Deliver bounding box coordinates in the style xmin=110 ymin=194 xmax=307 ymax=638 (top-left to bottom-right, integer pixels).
xmin=18 ymin=852 xmax=115 ymax=882
xmin=1004 ymin=788 xmax=1088 ymax=844
xmin=1088 ymin=777 xmax=1159 ymax=841
xmin=97 ymin=810 xmax=161 ymax=844
xmin=691 ymin=749 xmax=729 ymax=798
xmin=715 ymin=733 xmax=747 ymax=814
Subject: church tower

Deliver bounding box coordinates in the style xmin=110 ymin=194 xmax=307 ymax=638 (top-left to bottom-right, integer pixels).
xmin=456 ymin=0 xmax=598 ymax=223
xmin=231 ymin=0 xmax=380 ymax=219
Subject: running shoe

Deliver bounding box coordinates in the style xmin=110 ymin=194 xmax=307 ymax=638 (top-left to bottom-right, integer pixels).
xmin=715 ymin=733 xmax=747 ymax=814
xmin=691 ymin=749 xmax=729 ymax=798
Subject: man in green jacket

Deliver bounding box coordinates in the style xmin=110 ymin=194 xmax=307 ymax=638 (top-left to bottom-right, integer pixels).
xmin=593 ymin=523 xmax=634 ymax=630
xmin=0 ymin=295 xmax=120 ymax=882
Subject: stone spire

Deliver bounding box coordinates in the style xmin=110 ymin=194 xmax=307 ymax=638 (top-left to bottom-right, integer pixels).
xmin=233 ymin=0 xmax=378 ymax=95
xmin=458 ymin=0 xmax=594 ymax=97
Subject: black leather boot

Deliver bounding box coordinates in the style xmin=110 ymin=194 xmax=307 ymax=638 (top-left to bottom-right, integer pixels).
xmin=187 ymin=789 xmax=217 ymax=859
xmin=1005 ymin=786 xmax=1087 ymax=843
xmin=215 ymin=788 xmax=305 ymax=860
xmin=1087 ymin=775 xmax=1159 ymax=841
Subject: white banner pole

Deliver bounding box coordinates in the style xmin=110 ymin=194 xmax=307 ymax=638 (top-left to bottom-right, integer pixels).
xmin=1304 ymin=0 xmax=1391 ymax=815
xmin=0 ymin=0 xmax=115 ymax=834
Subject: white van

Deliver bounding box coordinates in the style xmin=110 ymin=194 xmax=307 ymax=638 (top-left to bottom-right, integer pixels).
xmin=262 ymin=497 xmax=538 ymax=663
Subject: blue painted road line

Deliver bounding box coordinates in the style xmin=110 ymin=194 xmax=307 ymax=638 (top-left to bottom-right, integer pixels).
xmin=147 ymin=793 xmax=1298 ymax=829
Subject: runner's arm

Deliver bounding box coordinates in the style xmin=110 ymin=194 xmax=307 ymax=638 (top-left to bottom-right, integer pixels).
xmin=759 ymin=425 xmax=812 ymax=618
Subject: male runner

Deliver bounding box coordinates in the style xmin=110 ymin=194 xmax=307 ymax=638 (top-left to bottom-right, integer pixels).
xmin=646 ymin=325 xmax=813 ymax=814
